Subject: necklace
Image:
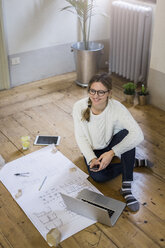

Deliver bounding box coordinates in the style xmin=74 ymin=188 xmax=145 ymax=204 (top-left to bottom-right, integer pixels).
xmin=91 ymin=102 xmax=108 ymax=115
xmin=91 ymin=107 xmax=102 ymax=115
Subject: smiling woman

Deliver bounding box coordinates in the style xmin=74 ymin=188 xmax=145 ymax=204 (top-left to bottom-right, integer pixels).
xmin=87 ymin=75 xmax=111 ymax=115
xmin=72 ymin=73 xmax=145 ymax=212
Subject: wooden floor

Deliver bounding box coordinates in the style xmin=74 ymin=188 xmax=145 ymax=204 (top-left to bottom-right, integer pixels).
xmin=0 ymin=72 xmax=164 ymax=248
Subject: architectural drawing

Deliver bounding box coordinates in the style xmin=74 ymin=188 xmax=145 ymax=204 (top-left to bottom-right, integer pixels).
xmin=0 ymin=145 xmax=98 ymax=242
xmin=33 ymin=208 xmax=63 ymax=230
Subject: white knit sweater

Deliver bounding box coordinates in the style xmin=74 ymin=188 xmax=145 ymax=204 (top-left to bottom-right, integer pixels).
xmin=72 ymin=97 xmax=144 ymax=164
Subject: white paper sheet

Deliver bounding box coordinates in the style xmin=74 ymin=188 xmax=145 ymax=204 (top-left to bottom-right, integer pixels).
xmin=0 ymin=145 xmax=101 ymax=242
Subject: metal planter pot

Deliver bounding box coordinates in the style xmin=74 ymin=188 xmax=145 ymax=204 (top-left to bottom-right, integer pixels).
xmin=138 ymin=94 xmax=149 ymax=105
xmin=71 ymin=42 xmax=104 ymax=87
xmin=124 ymin=94 xmax=135 ymax=104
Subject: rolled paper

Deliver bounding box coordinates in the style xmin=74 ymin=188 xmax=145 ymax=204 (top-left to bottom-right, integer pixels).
xmin=46 ymin=228 xmax=61 ymax=247
xmin=15 ymin=189 xmax=22 ymax=199
xmin=69 ymin=167 xmax=77 ymax=172
xmin=51 ymin=144 xmax=58 ymax=153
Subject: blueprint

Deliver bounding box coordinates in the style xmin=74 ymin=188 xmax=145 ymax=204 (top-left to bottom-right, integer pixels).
xmin=0 ymin=145 xmax=101 ymax=242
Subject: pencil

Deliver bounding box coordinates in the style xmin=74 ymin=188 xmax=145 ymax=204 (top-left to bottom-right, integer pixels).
xmin=38 ymin=176 xmax=47 ymax=191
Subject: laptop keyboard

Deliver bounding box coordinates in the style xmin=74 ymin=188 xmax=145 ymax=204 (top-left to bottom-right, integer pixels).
xmin=81 ymin=199 xmax=115 ymax=217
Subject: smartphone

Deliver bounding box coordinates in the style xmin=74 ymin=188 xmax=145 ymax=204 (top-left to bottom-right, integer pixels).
xmin=34 ymin=135 xmax=60 ymax=146
xmin=90 ymin=165 xmax=99 ymax=171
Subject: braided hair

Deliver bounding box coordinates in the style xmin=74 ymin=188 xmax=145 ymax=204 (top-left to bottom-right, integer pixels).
xmin=81 ymin=73 xmax=112 ymax=122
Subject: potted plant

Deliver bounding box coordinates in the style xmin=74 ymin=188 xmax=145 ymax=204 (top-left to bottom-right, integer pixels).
xmin=137 ymin=84 xmax=149 ymax=105
xmin=123 ymin=82 xmax=136 ymax=104
xmin=61 ymin=0 xmax=105 ymax=87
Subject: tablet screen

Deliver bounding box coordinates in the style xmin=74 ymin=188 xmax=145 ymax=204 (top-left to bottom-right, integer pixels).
xmin=34 ymin=136 xmax=60 ymax=145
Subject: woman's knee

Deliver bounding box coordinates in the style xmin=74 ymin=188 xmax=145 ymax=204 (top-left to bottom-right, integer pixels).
xmin=109 ymin=129 xmax=129 ymax=148
xmin=122 ymin=147 xmax=136 ymax=158
xmin=88 ymin=170 xmax=109 ymax=183
xmin=115 ymin=129 xmax=128 ymax=140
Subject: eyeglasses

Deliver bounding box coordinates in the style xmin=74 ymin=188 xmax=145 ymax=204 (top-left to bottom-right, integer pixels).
xmin=89 ymin=88 xmax=109 ymax=97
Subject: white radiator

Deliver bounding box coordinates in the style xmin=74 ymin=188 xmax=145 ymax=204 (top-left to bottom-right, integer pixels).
xmin=109 ymin=1 xmax=152 ymax=83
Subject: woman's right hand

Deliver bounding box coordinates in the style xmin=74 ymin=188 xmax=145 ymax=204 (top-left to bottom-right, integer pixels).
xmin=89 ymin=158 xmax=101 ymax=172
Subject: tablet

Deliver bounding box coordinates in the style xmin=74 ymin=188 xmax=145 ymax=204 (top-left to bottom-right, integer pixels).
xmin=34 ymin=135 xmax=60 ymax=146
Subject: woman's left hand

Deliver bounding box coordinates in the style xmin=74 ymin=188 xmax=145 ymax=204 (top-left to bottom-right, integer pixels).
xmin=97 ymin=150 xmax=115 ymax=171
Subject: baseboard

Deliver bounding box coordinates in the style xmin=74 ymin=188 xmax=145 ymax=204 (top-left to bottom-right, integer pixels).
xmin=8 ymin=39 xmax=109 ymax=87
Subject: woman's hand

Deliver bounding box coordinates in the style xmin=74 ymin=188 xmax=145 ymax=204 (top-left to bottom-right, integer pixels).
xmin=97 ymin=150 xmax=115 ymax=171
xmin=89 ymin=150 xmax=115 ymax=172
xmin=89 ymin=158 xmax=101 ymax=172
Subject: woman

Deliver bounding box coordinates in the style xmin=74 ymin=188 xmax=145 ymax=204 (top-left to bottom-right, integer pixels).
xmin=72 ymin=73 xmax=144 ymax=212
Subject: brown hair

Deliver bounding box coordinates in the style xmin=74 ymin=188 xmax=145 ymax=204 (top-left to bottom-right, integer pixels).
xmin=82 ymin=73 xmax=112 ymax=122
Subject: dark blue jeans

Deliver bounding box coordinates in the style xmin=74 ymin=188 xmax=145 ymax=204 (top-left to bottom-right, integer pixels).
xmin=84 ymin=129 xmax=135 ymax=183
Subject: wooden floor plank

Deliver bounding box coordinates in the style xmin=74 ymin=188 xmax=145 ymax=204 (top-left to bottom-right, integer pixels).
xmin=96 ymin=216 xmax=161 ymax=248
xmin=0 ymin=116 xmax=34 ymax=151
xmin=0 ymin=90 xmax=65 ymax=119
xmin=136 ymin=143 xmax=165 ymax=179
xmin=0 ymin=185 xmax=49 ymax=248
xmin=0 ymin=72 xmax=76 ymax=107
xmin=133 ymin=172 xmax=165 ymax=219
xmin=0 ymin=141 xmax=23 ymax=163
xmin=130 ymin=105 xmax=165 ymax=136
xmin=124 ymin=206 xmax=165 ymax=247
xmin=0 ymin=231 xmax=13 ymax=248
xmin=73 ymin=225 xmax=118 ymax=248
xmin=60 ymin=236 xmax=81 ymax=248
xmin=0 ymin=131 xmax=23 ymax=162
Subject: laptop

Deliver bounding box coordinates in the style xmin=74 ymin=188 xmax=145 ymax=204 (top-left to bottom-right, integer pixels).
xmin=60 ymin=189 xmax=126 ymax=226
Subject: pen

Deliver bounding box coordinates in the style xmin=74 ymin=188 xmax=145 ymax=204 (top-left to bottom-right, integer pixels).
xmin=38 ymin=176 xmax=47 ymax=191
xmin=14 ymin=172 xmax=30 ymax=176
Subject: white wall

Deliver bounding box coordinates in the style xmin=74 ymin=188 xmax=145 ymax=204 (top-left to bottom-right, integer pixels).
xmin=148 ymin=0 xmax=165 ymax=110
xmin=149 ymin=0 xmax=165 ymax=73
xmin=90 ymin=0 xmax=111 ymax=41
xmin=2 ymin=0 xmax=111 ymax=86
xmin=3 ymin=0 xmax=111 ymax=55
xmin=0 ymin=0 xmax=10 ymax=90
xmin=3 ymin=0 xmax=77 ymax=55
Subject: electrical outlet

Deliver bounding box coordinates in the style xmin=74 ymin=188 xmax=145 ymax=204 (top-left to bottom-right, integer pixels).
xmin=11 ymin=57 xmax=20 ymax=65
